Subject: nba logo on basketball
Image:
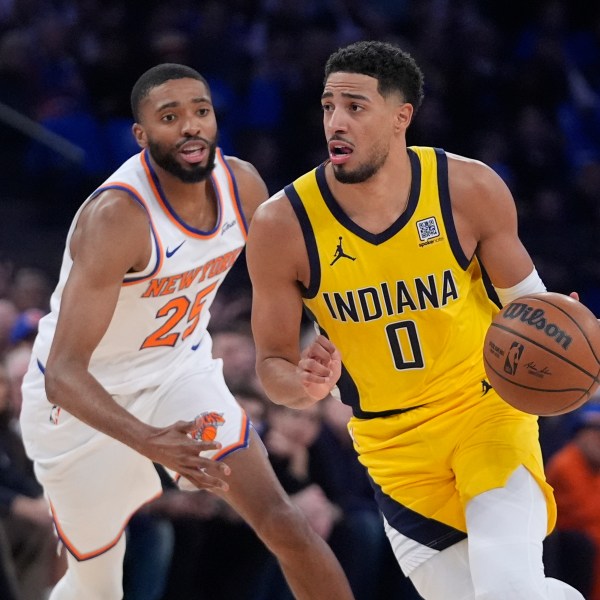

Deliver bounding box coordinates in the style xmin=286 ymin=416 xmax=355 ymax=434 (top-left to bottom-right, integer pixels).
xmin=504 ymin=342 xmax=524 ymax=375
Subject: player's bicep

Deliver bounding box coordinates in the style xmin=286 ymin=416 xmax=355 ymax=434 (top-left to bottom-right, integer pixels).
xmin=48 ymin=194 xmax=150 ymax=370
xmin=50 ymin=260 xmax=124 ymax=368
xmin=465 ymin=163 xmax=536 ymax=288
xmin=478 ymin=232 xmax=535 ymax=290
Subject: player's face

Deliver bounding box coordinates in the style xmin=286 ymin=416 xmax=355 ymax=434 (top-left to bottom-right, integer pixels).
xmin=322 ymin=72 xmax=400 ymax=184
xmin=133 ymin=78 xmax=218 ymax=183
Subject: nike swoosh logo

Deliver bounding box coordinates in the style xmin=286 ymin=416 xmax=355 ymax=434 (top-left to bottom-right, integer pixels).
xmin=166 ymin=241 xmax=186 ymax=258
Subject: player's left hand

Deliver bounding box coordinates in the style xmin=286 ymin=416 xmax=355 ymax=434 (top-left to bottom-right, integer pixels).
xmin=297 ymin=335 xmax=342 ymax=401
xmin=143 ymin=420 xmax=231 ymax=491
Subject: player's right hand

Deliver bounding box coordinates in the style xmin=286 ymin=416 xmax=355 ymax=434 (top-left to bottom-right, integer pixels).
xmin=143 ymin=420 xmax=231 ymax=491
xmin=297 ymin=334 xmax=342 ymax=401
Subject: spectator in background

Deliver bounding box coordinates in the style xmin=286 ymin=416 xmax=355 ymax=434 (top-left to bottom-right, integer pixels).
xmin=0 ymin=361 xmax=60 ymax=599
xmin=4 ymin=346 xmax=31 ymax=430
xmin=9 ymin=307 xmax=43 ymax=349
xmin=9 ymin=268 xmax=51 ymax=313
xmin=211 ymin=322 xmax=260 ymax=390
xmin=0 ymin=300 xmax=18 ymax=361
xmin=545 ymin=402 xmax=600 ymax=600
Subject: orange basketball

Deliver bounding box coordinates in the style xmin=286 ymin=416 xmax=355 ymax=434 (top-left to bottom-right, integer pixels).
xmin=200 ymin=426 xmax=217 ymax=441
xmin=483 ymin=292 xmax=600 ymax=416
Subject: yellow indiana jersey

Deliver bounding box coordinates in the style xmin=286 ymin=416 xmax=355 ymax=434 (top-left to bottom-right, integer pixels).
xmin=286 ymin=146 xmax=500 ymax=418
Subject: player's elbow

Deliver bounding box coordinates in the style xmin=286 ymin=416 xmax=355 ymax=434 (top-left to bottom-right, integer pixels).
xmin=43 ymin=365 xmax=64 ymax=406
xmin=43 ymin=356 xmax=77 ymax=406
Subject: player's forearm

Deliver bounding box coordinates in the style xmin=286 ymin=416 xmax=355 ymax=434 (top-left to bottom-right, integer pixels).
xmin=44 ymin=365 xmax=154 ymax=453
xmin=257 ymin=357 xmax=321 ymax=409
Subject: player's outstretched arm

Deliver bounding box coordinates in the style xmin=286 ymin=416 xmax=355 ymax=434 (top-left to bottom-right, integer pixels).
xmin=44 ymin=190 xmax=230 ymax=491
xmin=246 ymin=193 xmax=341 ymax=408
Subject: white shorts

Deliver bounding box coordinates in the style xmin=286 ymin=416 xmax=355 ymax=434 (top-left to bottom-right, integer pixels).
xmin=20 ymin=357 xmax=249 ymax=560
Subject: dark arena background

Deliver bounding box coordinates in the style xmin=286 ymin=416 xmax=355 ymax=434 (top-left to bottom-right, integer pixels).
xmin=1 ymin=1 xmax=600 ymax=599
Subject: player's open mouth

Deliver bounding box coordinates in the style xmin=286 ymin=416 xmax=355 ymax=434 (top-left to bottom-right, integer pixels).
xmin=179 ymin=141 xmax=208 ymax=164
xmin=329 ymin=142 xmax=353 ymax=165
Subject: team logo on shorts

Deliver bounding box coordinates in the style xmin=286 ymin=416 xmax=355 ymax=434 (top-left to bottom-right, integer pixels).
xmin=190 ymin=412 xmax=226 ymax=441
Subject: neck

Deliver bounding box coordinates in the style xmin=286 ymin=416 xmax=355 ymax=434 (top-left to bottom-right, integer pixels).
xmin=325 ymin=150 xmax=412 ymax=227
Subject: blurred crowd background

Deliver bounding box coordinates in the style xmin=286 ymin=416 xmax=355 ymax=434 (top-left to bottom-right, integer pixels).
xmin=1 ymin=0 xmax=600 ymax=599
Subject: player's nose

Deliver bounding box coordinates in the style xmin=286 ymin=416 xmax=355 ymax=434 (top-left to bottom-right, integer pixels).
xmin=181 ymin=114 xmax=202 ymax=136
xmin=325 ymin=107 xmax=348 ymax=133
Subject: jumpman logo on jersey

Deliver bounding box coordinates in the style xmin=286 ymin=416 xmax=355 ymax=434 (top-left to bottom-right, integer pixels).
xmin=330 ymin=237 xmax=356 ymax=265
xmin=481 ymin=379 xmax=493 ymax=396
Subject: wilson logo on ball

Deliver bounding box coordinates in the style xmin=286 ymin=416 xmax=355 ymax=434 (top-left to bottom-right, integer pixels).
xmin=501 ymin=302 xmax=573 ymax=350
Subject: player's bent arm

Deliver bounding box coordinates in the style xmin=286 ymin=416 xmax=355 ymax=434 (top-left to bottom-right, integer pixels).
xmin=43 ymin=193 xmax=223 ymax=479
xmin=226 ymin=156 xmax=270 ymax=223
xmin=246 ymin=195 xmax=326 ymax=408
xmin=44 ymin=191 xmax=160 ymax=449
xmin=448 ymin=155 xmax=539 ymax=290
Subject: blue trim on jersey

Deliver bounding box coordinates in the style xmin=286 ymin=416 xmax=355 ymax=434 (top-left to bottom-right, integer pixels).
xmin=220 ymin=150 xmax=249 ymax=236
xmin=434 ymin=148 xmax=470 ymax=270
xmin=142 ymin=149 xmax=222 ymax=236
xmin=314 ymin=151 xmax=421 ymax=246
xmin=370 ymin=475 xmax=467 ymax=550
xmin=37 ymin=359 xmax=45 ymax=374
xmin=286 ymin=181 xmax=321 ymax=299
xmin=216 ymin=415 xmax=251 ymax=461
xmin=91 ymin=184 xmax=162 ymax=283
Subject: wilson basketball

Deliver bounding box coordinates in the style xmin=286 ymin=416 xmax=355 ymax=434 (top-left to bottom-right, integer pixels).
xmin=483 ymin=292 xmax=600 ymax=416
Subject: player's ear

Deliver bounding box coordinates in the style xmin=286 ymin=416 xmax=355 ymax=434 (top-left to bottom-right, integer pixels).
xmin=132 ymin=123 xmax=148 ymax=149
xmin=394 ymin=102 xmax=413 ymax=132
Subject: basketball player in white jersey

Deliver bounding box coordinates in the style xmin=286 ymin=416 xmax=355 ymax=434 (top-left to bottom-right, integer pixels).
xmin=19 ymin=64 xmax=354 ymax=600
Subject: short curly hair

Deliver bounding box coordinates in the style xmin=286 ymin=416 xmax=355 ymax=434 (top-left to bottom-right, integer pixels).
xmin=324 ymin=40 xmax=424 ymax=113
xmin=130 ymin=63 xmax=210 ymax=122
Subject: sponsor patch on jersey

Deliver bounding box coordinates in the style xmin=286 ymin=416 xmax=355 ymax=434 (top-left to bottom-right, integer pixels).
xmin=416 ymin=217 xmax=440 ymax=242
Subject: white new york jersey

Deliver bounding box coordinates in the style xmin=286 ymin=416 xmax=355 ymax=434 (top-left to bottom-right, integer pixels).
xmin=30 ymin=147 xmax=247 ymax=395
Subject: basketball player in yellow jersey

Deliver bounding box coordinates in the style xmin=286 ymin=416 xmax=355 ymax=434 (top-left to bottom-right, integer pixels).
xmin=246 ymin=41 xmax=585 ymax=600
